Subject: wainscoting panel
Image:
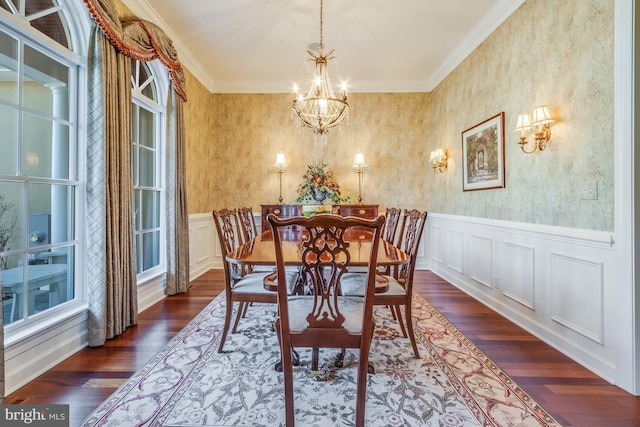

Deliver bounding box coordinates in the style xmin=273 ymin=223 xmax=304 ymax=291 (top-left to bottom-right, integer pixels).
xmin=188 ymin=213 xmax=220 ymax=279
xmin=429 ymin=224 xmax=445 ymax=266
xmin=469 ymin=234 xmax=493 ymax=288
xmin=426 ymin=213 xmax=619 ymax=386
xmin=499 ymin=241 xmax=535 ymax=310
xmin=550 ymin=253 xmax=604 ymax=344
xmin=446 ymin=229 xmax=465 ymax=274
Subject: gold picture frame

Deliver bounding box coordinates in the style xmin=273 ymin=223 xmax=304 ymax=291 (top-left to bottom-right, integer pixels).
xmin=461 ymin=112 xmax=506 ymax=191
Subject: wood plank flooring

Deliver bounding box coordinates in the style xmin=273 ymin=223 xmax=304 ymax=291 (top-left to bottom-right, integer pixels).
xmin=5 ymin=269 xmax=640 ymax=426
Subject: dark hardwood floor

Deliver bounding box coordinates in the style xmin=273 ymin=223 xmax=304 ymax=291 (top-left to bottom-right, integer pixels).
xmin=5 ymin=269 xmax=640 ymax=426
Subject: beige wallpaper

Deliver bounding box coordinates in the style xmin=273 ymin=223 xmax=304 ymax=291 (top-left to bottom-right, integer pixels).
xmin=185 ymin=92 xmax=433 ymax=215
xmin=426 ymin=0 xmax=614 ymax=231
xmin=176 ymin=0 xmax=614 ymax=231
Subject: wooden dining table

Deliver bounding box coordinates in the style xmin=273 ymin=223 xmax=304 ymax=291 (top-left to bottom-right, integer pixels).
xmin=226 ymin=229 xmax=410 ymax=293
xmin=226 ymin=228 xmax=410 ymax=272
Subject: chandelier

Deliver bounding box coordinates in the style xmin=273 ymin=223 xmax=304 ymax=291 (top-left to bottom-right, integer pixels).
xmin=292 ymin=0 xmax=349 ymax=137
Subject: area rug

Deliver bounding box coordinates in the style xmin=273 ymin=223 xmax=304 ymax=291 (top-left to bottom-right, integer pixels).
xmin=81 ymin=293 xmax=562 ymax=426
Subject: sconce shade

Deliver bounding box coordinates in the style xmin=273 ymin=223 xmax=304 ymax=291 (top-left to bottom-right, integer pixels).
xmin=274 ymin=152 xmax=287 ymax=168
xmin=429 ymin=148 xmax=446 ymax=161
xmin=353 ymin=153 xmax=366 ymax=168
xmin=514 ymin=114 xmax=532 ymax=133
xmin=532 ymin=105 xmax=555 ymax=126
xmin=429 ymin=148 xmax=448 ymax=173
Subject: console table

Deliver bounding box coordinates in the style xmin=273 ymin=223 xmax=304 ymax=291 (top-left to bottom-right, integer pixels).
xmin=261 ymin=204 xmax=379 ymax=233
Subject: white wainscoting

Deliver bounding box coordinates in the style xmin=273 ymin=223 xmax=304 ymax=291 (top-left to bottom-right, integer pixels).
xmin=189 ymin=213 xmax=222 ymax=278
xmin=426 ymin=213 xmax=621 ymax=385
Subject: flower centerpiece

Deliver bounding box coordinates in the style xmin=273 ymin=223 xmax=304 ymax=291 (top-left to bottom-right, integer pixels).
xmin=295 ymin=161 xmax=349 ymax=216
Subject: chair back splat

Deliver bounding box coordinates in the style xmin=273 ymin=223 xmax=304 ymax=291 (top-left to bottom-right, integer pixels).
xmin=268 ymin=213 xmax=385 ymax=427
xmin=382 ymin=206 xmax=403 ymax=246
xmin=236 ymin=206 xmax=258 ymax=245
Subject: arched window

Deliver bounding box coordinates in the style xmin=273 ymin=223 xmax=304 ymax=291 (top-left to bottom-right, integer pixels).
xmin=0 ymin=0 xmax=86 ymax=329
xmin=131 ymin=59 xmax=166 ymax=280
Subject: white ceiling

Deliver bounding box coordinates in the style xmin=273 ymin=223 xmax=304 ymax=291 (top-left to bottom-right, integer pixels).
xmin=121 ymin=0 xmax=524 ymax=94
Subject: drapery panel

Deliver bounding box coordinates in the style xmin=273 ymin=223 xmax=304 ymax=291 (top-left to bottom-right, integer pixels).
xmin=87 ymin=24 xmax=138 ymax=345
xmin=82 ymin=0 xmax=190 ymax=344
xmin=165 ymin=88 xmax=190 ymax=295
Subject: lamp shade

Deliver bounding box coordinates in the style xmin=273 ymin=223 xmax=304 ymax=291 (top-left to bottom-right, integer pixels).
xmin=430 ymin=148 xmax=445 ymax=161
xmin=514 ymin=113 xmax=532 ymax=133
xmin=353 ymin=153 xmax=366 ymax=168
xmin=274 ymin=152 xmax=287 ymax=168
xmin=531 ymin=105 xmax=555 ymax=126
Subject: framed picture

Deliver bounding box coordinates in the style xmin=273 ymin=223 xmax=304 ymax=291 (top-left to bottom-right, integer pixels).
xmin=461 ymin=112 xmax=505 ymax=191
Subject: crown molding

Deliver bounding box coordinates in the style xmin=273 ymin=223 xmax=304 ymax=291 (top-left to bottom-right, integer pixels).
xmin=425 ymin=0 xmax=525 ymax=91
xmin=120 ymin=0 xmax=216 ymax=92
xmin=122 ymin=0 xmax=523 ymax=94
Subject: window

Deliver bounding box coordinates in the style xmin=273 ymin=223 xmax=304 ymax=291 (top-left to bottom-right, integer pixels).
xmin=0 ymin=1 xmax=80 ymax=327
xmin=131 ymin=59 xmax=165 ymax=279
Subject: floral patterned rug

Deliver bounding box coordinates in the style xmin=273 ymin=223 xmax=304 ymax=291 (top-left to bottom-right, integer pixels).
xmin=81 ymin=293 xmax=562 ymax=426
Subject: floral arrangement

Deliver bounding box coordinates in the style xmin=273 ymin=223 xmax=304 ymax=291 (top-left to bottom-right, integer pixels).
xmin=295 ymin=160 xmax=349 ymax=205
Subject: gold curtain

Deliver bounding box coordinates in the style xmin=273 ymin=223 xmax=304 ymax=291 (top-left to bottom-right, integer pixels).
xmin=83 ymin=0 xmax=190 ymax=344
xmin=86 ymin=26 xmax=137 ymax=345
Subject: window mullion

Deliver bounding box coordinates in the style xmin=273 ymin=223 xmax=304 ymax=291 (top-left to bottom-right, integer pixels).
xmin=26 ymin=6 xmax=62 ymax=22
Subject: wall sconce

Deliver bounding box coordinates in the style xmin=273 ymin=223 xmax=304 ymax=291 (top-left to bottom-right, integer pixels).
xmin=274 ymin=152 xmax=287 ymax=203
xmin=514 ymin=105 xmax=556 ymax=154
xmin=429 ymin=148 xmax=448 ymax=173
xmin=352 ymin=153 xmax=367 ymax=203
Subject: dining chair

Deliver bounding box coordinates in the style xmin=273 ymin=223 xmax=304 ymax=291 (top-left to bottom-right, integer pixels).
xmin=341 ymin=209 xmax=428 ymax=359
xmin=236 ymin=206 xmax=259 ymax=244
xmin=212 ymin=208 xmax=298 ymax=353
xmin=235 ymin=206 xmax=274 ymax=274
xmin=268 ymin=213 xmax=385 ymax=427
xmin=382 ymin=206 xmax=403 ymax=246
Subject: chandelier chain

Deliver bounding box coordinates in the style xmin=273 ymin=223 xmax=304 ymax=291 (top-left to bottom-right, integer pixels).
xmin=319 ymin=0 xmax=323 ymax=49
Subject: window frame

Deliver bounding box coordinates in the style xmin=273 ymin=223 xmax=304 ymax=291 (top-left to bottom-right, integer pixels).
xmin=0 ymin=0 xmax=88 ymax=340
xmin=131 ymin=59 xmax=167 ymax=284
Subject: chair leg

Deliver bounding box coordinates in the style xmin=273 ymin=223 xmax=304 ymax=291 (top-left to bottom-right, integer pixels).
xmin=276 ymin=320 xmax=296 ymax=427
xmin=387 ymin=304 xmax=397 ymax=320
xmin=355 ymin=342 xmax=372 ymax=426
xmin=394 ymin=305 xmax=409 ymax=337
xmin=242 ymin=302 xmax=250 ymax=318
xmin=311 ymin=348 xmax=319 ymax=377
xmin=231 ymin=302 xmax=245 ymax=333
xmin=405 ymin=302 xmax=420 ymax=359
xmin=217 ymin=298 xmax=233 ymax=353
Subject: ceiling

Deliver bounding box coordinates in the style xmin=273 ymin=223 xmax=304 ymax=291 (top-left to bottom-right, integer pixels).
xmin=120 ymin=0 xmax=524 ymax=94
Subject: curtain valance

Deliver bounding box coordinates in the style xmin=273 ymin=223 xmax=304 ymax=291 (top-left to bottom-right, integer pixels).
xmin=82 ymin=0 xmax=187 ymax=101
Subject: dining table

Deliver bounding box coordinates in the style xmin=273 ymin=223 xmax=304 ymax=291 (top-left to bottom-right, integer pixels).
xmin=225 ymin=228 xmax=410 ymax=373
xmin=226 ymin=228 xmax=409 ymax=272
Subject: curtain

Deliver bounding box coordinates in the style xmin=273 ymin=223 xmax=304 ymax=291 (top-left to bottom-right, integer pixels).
xmin=82 ymin=0 xmax=189 ymax=344
xmin=86 ymin=24 xmax=138 ymax=346
xmin=165 ymin=88 xmax=190 ymax=295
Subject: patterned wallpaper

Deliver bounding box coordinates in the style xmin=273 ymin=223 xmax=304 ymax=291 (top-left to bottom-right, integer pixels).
xmin=426 ymin=0 xmax=614 ymax=231
xmin=131 ymin=0 xmax=615 ymax=231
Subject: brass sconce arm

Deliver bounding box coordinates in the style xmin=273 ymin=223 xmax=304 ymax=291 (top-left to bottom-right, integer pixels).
xmin=515 ymin=105 xmax=556 ymax=154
